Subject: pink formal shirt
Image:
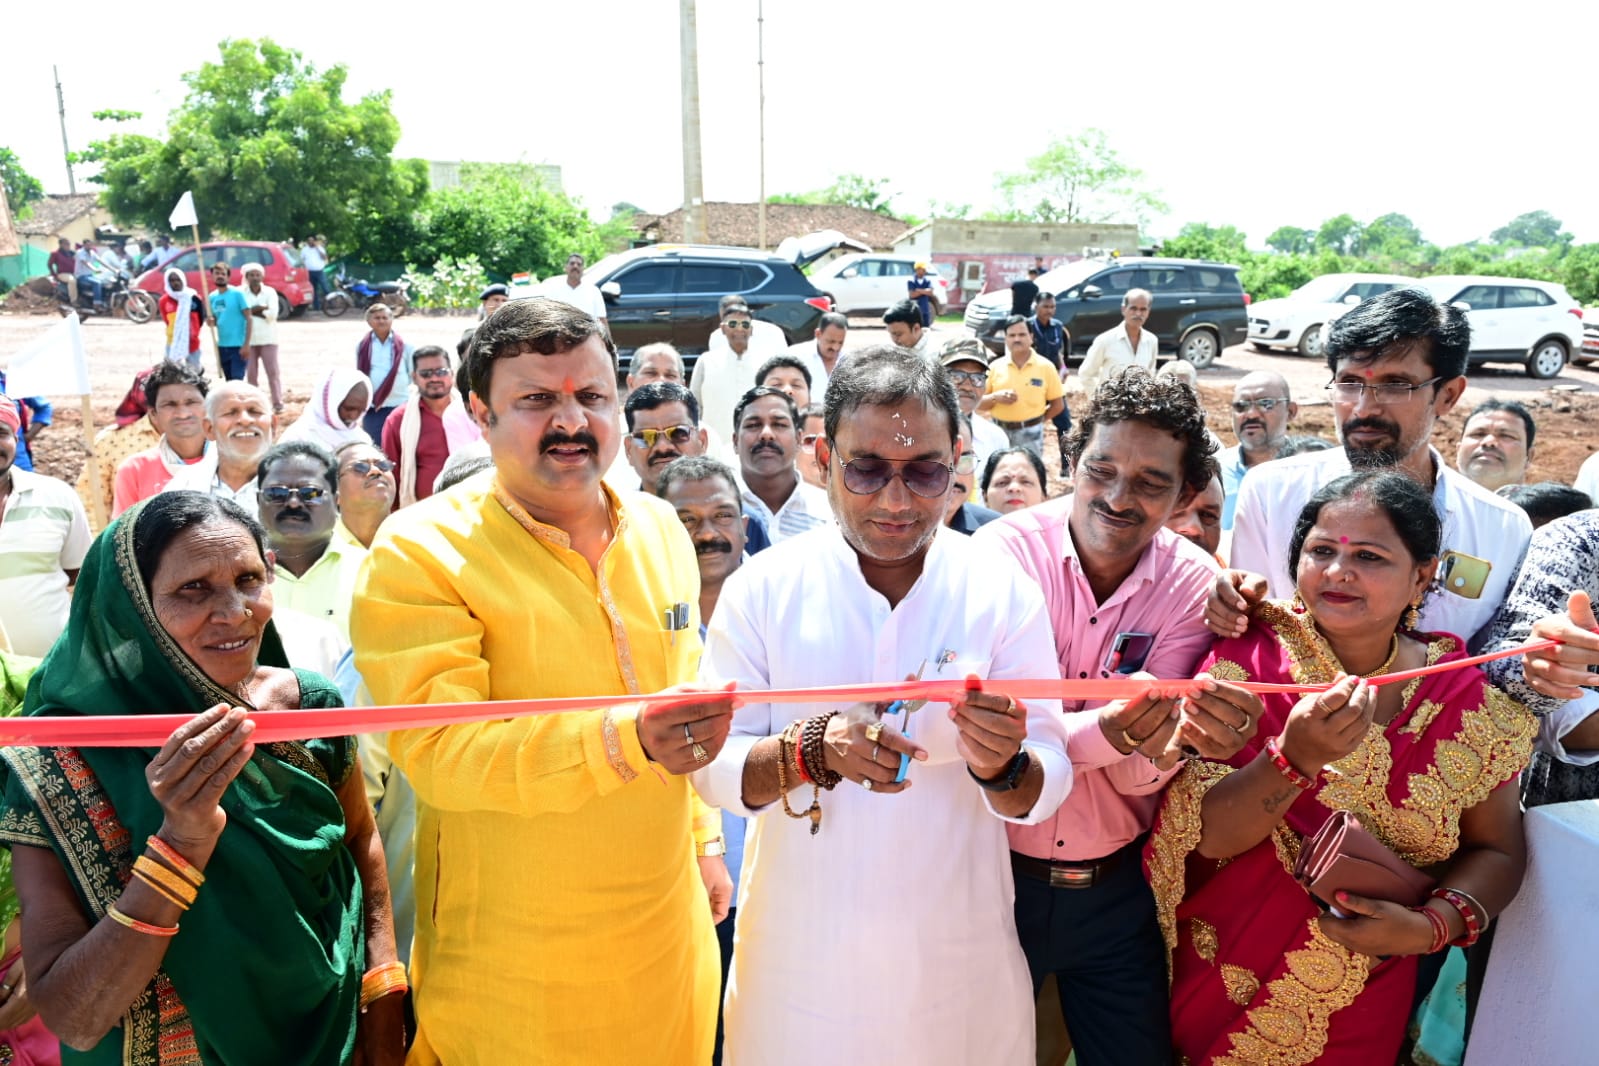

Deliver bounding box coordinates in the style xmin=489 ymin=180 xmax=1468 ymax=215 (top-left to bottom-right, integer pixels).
xmin=975 ymin=497 xmax=1219 ymax=861
xmin=112 ymin=446 xmax=205 ymax=517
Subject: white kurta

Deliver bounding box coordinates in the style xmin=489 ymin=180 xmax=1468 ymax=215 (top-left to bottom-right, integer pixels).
xmin=694 ymin=525 xmax=1071 ymax=1066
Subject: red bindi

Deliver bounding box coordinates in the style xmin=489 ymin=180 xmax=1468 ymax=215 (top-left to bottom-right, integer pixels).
xmin=562 ymin=376 xmax=575 ymax=393
xmin=1340 ymin=536 xmax=1349 ymax=543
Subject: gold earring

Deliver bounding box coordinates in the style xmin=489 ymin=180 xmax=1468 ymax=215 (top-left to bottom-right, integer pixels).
xmin=1291 ymin=591 xmax=1308 ymax=615
xmin=244 ymin=607 xmax=254 ymax=619
xmin=1402 ymin=600 xmax=1421 ymax=630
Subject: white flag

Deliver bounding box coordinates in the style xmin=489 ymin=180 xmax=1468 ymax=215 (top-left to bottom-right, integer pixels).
xmin=4 ymin=312 xmax=91 ymax=396
xmin=168 ymin=190 xmax=198 ymax=229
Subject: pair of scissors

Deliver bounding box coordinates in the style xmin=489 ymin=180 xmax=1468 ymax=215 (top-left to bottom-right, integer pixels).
xmin=881 ymin=661 xmax=928 ymax=784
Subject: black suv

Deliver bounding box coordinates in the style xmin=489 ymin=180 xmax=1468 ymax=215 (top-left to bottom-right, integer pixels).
xmin=526 ymin=245 xmax=829 ymax=376
xmin=962 ymin=256 xmax=1248 ymax=369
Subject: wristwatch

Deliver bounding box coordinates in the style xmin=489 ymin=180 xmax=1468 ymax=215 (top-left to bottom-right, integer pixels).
xmin=969 ymin=748 xmax=1031 ymax=792
xmin=696 ymin=837 xmax=727 ymax=858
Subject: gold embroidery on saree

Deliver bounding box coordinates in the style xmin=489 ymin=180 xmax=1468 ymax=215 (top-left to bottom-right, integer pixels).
xmin=1191 ymin=919 xmax=1219 ymax=964
xmin=1221 ymin=963 xmax=1261 ymax=1007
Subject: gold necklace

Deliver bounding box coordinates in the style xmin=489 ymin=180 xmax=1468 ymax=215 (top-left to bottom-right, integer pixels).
xmin=1312 ymin=629 xmax=1400 ymax=679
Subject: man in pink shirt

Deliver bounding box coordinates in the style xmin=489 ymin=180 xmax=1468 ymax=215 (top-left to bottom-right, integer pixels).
xmin=975 ymin=369 xmax=1262 ymax=1066
xmin=111 ymin=362 xmax=210 ymax=516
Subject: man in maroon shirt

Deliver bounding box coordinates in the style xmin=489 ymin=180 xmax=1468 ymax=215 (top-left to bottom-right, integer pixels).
xmin=381 ymin=345 xmax=455 ymax=507
xmin=47 ymin=238 xmax=78 ymax=303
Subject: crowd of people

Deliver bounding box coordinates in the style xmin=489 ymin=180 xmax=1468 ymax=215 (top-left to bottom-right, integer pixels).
xmin=0 ymin=270 xmax=1597 ymax=1066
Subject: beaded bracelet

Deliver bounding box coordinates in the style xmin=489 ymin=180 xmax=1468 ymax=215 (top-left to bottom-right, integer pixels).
xmin=800 ymin=712 xmax=842 ymax=791
xmin=146 ymin=836 xmax=205 ymax=888
xmin=359 ymin=962 xmax=409 ymax=1012
xmin=1263 ymin=736 xmax=1316 ymax=791
xmin=1431 ymin=887 xmax=1485 ymax=947
xmin=777 ymin=721 xmax=823 ymax=835
xmin=1415 ymin=902 xmax=1451 ymax=954
xmin=106 ymin=902 xmax=180 ymax=938
xmin=133 ymin=855 xmax=197 ymax=909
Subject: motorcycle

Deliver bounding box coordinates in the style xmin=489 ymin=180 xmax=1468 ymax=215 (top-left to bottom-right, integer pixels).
xmin=322 ymin=269 xmax=409 ymax=317
xmin=56 ymin=270 xmax=157 ymax=324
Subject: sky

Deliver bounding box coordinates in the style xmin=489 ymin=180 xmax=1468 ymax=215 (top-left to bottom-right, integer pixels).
xmin=6 ymin=0 xmax=1595 ymax=249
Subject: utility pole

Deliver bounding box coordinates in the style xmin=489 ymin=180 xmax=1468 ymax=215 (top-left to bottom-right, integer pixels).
xmin=756 ymin=0 xmax=767 ymax=250
xmin=55 ymin=67 xmax=76 ymax=194
xmin=679 ymin=0 xmax=708 ymax=244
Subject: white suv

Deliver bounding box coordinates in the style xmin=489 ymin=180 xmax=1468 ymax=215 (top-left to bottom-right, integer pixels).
xmin=1413 ymin=275 xmax=1585 ymax=379
xmin=1248 ymin=273 xmax=1415 ymax=358
xmin=810 ymin=254 xmax=950 ymax=315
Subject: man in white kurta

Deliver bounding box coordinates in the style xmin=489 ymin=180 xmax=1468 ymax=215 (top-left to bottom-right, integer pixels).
xmin=693 ymin=345 xmax=1072 ymax=1066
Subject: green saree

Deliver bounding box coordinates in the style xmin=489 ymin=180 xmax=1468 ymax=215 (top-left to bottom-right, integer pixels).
xmin=0 ymin=505 xmax=363 ymax=1065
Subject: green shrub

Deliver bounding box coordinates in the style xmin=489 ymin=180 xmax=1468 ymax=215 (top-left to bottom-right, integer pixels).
xmin=402 ymin=256 xmax=489 ymax=310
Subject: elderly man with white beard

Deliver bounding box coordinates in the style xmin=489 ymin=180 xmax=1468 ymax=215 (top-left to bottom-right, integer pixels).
xmin=161 ymin=381 xmax=275 ymax=511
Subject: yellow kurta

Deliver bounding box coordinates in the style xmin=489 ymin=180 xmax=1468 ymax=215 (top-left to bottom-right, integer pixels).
xmin=351 ymin=472 xmax=720 ymax=1066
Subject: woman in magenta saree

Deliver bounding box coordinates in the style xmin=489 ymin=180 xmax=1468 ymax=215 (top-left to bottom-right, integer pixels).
xmin=1145 ymin=471 xmax=1535 ymax=1065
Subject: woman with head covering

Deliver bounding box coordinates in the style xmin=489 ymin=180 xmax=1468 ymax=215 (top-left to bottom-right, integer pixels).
xmin=0 ymin=493 xmax=405 ymax=1065
xmin=281 ymin=367 xmax=374 ymax=452
xmin=158 ymin=269 xmax=203 ymax=372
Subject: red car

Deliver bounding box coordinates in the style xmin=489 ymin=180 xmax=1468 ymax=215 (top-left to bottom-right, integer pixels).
xmin=134 ymin=241 xmax=312 ymax=317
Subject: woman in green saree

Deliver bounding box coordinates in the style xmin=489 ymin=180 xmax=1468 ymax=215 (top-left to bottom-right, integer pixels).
xmin=0 ymin=492 xmax=405 ymax=1065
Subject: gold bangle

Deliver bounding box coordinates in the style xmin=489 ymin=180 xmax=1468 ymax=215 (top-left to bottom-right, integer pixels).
xmin=106 ymin=903 xmax=179 ymax=937
xmin=131 ymin=868 xmax=192 ymax=912
xmin=360 ymin=961 xmax=409 ymax=1011
xmin=145 ymin=836 xmax=205 ymax=888
xmin=134 ymin=856 xmax=198 ymax=907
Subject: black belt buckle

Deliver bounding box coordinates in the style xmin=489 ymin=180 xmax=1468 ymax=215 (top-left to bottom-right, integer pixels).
xmin=1048 ymin=864 xmax=1099 ymax=889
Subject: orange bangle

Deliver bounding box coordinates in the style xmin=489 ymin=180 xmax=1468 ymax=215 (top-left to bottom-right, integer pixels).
xmin=131 ymin=868 xmax=192 ymax=912
xmin=134 ymin=856 xmax=198 ymax=907
xmin=106 ymin=903 xmax=179 ymax=937
xmin=360 ymin=962 xmax=408 ymax=1011
xmin=146 ymin=836 xmax=205 ymax=888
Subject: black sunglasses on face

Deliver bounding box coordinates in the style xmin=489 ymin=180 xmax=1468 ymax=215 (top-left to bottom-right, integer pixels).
xmin=343 ymin=459 xmax=394 ymax=476
xmin=261 ymin=485 xmax=330 ymax=505
xmin=834 ymin=453 xmax=953 ymax=498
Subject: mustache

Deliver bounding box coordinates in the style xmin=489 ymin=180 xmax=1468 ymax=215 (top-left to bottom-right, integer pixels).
xmin=1090 ymin=499 xmax=1141 ymax=523
xmin=1342 ymin=417 xmax=1400 ymax=439
xmin=1240 ymin=419 xmax=1266 ymax=432
xmin=696 ymin=539 xmax=734 ymax=555
xmin=539 ymin=431 xmax=600 ymax=453
xmin=751 ymin=441 xmax=784 ymax=456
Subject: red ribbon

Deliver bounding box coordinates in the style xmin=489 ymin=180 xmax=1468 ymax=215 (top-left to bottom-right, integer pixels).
xmin=0 ymin=639 xmax=1559 ymax=749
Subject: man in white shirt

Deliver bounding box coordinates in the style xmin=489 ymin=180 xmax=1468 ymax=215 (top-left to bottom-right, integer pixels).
xmin=1223 ymin=287 xmax=1532 ymax=648
xmin=0 ymin=397 xmax=91 ymax=657
xmin=732 ymin=386 xmax=831 ymax=543
xmin=539 ymin=253 xmax=609 ymax=332
xmin=693 ymin=346 xmax=1071 ymax=1065
xmin=1215 ymin=371 xmax=1297 ymax=530
xmin=302 ymin=236 xmax=329 ymax=311
xmin=938 ymin=337 xmax=1009 ymax=478
xmin=163 ymin=382 xmax=276 ymax=512
xmin=783 ymin=311 xmax=848 ymax=400
xmin=883 ymin=298 xmax=946 ymax=359
xmin=704 ymin=293 xmax=788 ymax=358
xmin=240 ymin=262 xmax=283 ymax=413
xmin=692 ymin=302 xmax=778 ymax=438
xmin=1076 ymin=288 xmax=1157 ymax=398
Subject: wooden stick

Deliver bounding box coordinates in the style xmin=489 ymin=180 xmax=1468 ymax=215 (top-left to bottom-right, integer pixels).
xmin=190 ymin=223 xmax=222 ymax=378
xmin=79 ymin=394 xmax=105 ymax=528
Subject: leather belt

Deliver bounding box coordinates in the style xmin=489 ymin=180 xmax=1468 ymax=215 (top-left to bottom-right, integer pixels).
xmin=1010 ymin=837 xmax=1144 ymax=890
xmin=993 ymin=415 xmax=1045 ymax=430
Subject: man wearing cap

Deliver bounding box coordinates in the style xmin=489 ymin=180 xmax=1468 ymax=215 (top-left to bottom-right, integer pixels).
xmin=940 ymin=338 xmax=1009 ymax=478
xmin=0 ymin=396 xmax=92 ymax=657
xmin=240 ymin=262 xmax=283 ymax=413
xmin=480 ymin=283 xmax=509 ymax=320
xmin=908 ymin=261 xmax=937 ymax=327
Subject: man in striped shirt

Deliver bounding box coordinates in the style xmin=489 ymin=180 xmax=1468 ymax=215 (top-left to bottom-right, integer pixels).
xmin=0 ymin=396 xmax=91 ymax=657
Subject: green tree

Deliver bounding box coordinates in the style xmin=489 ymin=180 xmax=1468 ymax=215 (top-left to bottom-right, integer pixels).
xmin=1265 ymin=226 xmax=1314 ymax=254
xmin=1557 ymin=244 xmax=1599 ymax=306
xmin=1315 ymin=214 xmax=1365 ymax=256
xmin=81 ymin=38 xmax=426 ymax=243
xmin=995 ymin=129 xmax=1168 ymax=225
xmin=772 ymin=174 xmax=900 ymax=216
xmin=1363 ymin=213 xmax=1422 ymax=253
xmin=1491 ymin=210 xmax=1567 ymax=248
xmin=0 ymin=148 xmax=45 ymax=217
xmin=1161 ymin=222 xmax=1249 ymax=262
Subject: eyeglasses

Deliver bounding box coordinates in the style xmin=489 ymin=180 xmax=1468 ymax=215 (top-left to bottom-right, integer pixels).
xmin=1230 ymin=397 xmax=1290 ymax=413
xmin=946 ymin=369 xmax=988 ymax=386
xmin=1325 ymin=378 xmax=1442 ymax=405
xmin=629 ymin=424 xmax=696 ymax=449
xmin=954 ymin=453 xmax=977 ymax=475
xmin=723 ymin=320 xmax=753 ymax=330
xmin=835 ymin=453 xmax=954 ymax=498
xmin=416 ymin=367 xmax=452 ymax=379
xmin=261 ymin=485 xmax=330 ymax=505
xmin=343 ymin=459 xmax=394 ymax=477
xmin=800 ymin=433 xmax=820 ymax=447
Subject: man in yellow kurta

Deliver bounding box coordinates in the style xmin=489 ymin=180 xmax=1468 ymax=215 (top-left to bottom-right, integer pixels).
xmin=351 ymin=298 xmax=737 ymax=1065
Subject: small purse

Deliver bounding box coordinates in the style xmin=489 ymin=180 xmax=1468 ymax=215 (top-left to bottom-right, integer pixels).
xmin=1293 ymin=810 xmax=1435 ymax=910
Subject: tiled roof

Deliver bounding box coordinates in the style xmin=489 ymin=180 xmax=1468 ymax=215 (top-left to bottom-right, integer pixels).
xmin=15 ymin=194 xmax=102 ymax=236
xmin=633 ymin=202 xmax=907 ymax=250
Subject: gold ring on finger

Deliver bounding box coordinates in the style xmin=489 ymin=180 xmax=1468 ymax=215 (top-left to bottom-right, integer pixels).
xmin=692 ymin=742 xmax=709 ymax=763
xmin=865 ymin=721 xmax=885 ymax=743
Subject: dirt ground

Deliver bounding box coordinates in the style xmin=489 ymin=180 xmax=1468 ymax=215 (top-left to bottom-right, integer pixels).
xmin=2 ymin=310 xmax=1594 ymax=491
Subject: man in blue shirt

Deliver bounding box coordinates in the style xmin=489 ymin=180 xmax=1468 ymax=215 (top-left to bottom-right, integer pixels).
xmin=907 ymin=262 xmax=936 ymax=327
xmin=1028 ymin=292 xmax=1073 ymax=472
xmin=206 ymin=261 xmax=251 ymax=380
xmin=0 ymin=373 xmax=50 ymax=472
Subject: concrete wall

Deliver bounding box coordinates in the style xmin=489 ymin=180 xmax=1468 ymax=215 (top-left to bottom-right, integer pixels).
xmin=897 ymin=219 xmax=1141 ymax=257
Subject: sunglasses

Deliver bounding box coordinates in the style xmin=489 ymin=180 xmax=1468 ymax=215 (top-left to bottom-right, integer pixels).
xmin=946 ymin=369 xmax=988 ymax=386
xmin=723 ymin=320 xmax=753 ymax=330
xmin=261 ymin=485 xmax=330 ymax=505
xmin=954 ymin=453 xmax=977 ymax=475
xmin=1230 ymin=397 xmax=1289 ymax=413
xmin=417 ymin=367 xmax=452 ymax=379
xmin=343 ymin=458 xmax=394 ymax=476
xmin=629 ymin=424 xmax=696 ymax=449
xmin=835 ymin=454 xmax=953 ymax=498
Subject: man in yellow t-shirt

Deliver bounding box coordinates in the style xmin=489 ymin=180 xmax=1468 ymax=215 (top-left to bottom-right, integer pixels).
xmin=982 ymin=315 xmax=1065 ymax=457
xmin=352 ymin=299 xmax=737 ymax=1066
